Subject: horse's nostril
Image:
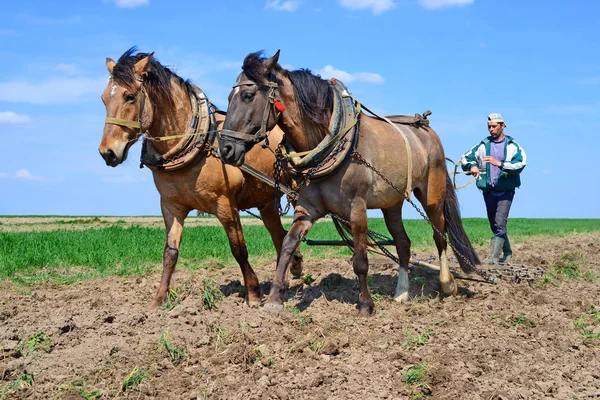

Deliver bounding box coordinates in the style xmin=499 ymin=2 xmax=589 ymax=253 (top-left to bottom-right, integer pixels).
xmin=222 ymin=144 xmax=234 ymax=160
xmin=100 ymin=148 xmax=117 ymax=166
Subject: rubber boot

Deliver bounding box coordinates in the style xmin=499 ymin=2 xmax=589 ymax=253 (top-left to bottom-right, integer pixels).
xmin=486 ymin=236 xmax=505 ymax=265
xmin=500 ymin=236 xmax=512 ymax=264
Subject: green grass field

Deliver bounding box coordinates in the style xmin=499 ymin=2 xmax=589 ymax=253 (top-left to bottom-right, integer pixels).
xmin=1 ymin=217 xmax=599 ymax=285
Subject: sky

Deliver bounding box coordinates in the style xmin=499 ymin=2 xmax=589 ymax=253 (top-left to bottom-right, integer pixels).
xmin=1 ymin=0 xmax=599 ymax=219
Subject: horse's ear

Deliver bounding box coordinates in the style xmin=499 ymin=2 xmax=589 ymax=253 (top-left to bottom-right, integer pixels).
xmin=264 ymin=50 xmax=280 ymax=73
xmin=106 ymin=58 xmax=116 ymax=74
xmin=134 ymin=52 xmax=154 ymax=77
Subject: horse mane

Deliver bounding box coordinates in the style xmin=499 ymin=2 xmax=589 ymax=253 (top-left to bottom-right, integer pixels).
xmin=242 ymin=52 xmax=333 ymax=146
xmin=288 ymin=69 xmax=332 ymax=145
xmin=111 ymin=46 xmax=194 ymax=108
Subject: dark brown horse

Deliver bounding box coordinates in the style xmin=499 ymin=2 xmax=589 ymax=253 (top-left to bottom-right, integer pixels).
xmin=98 ymin=48 xmax=302 ymax=307
xmin=219 ymin=51 xmax=480 ymax=317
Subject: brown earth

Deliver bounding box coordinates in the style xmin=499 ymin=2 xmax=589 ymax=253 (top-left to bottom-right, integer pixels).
xmin=1 ymin=227 xmax=600 ymax=399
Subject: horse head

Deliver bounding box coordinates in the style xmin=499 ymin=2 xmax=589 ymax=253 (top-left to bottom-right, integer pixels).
xmin=219 ymin=50 xmax=282 ymax=167
xmin=99 ymin=48 xmax=155 ymax=167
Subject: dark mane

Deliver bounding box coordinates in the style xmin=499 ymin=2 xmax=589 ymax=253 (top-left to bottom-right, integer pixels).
xmin=111 ymin=46 xmax=194 ymax=107
xmin=288 ymin=69 xmax=333 ymax=145
xmin=242 ymin=51 xmax=269 ymax=85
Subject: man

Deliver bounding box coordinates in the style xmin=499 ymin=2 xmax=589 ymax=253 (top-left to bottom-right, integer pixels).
xmin=461 ymin=113 xmax=527 ymax=264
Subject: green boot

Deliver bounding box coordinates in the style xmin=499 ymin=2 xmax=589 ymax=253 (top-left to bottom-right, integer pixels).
xmin=500 ymin=236 xmax=512 ymax=264
xmin=486 ymin=236 xmax=505 ymax=265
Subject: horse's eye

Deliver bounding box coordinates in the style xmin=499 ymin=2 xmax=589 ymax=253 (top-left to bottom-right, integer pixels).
xmin=242 ymin=91 xmax=255 ymax=102
xmin=124 ymin=93 xmax=136 ymax=103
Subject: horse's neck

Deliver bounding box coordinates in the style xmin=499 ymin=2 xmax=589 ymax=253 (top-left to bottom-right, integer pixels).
xmin=148 ymin=79 xmax=193 ymax=154
xmin=279 ymin=103 xmax=328 ymax=152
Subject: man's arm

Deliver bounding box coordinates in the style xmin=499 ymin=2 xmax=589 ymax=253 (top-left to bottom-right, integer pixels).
xmin=500 ymin=142 xmax=527 ymax=175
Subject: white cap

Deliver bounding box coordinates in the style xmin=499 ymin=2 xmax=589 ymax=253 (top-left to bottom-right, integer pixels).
xmin=487 ymin=113 xmax=505 ymax=124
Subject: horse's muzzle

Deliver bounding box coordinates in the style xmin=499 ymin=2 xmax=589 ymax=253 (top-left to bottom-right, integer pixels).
xmin=99 ymin=148 xmax=120 ymax=167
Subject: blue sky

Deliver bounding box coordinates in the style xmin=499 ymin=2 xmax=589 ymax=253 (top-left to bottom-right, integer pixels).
xmin=1 ymin=0 xmax=599 ymax=218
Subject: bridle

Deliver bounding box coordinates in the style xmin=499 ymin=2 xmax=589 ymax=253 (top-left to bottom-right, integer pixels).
xmin=219 ymin=74 xmax=284 ymax=145
xmin=104 ymin=75 xmax=147 ymax=139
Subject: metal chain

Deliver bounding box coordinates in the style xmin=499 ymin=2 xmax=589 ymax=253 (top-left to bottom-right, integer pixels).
xmin=350 ymin=151 xmax=495 ymax=283
xmin=273 ymin=147 xmax=293 ymax=216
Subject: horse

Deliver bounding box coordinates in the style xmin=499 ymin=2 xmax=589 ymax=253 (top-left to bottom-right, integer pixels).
xmin=218 ymin=50 xmax=481 ymax=317
xmin=98 ymin=48 xmax=302 ymax=307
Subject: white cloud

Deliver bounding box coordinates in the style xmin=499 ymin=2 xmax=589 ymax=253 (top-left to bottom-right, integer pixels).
xmin=0 ymin=76 xmax=107 ymax=104
xmin=0 ymin=111 xmax=31 ymax=125
xmin=54 ymin=64 xmax=81 ymax=76
xmin=102 ymin=175 xmax=138 ymax=183
xmin=337 ymin=0 xmax=395 ymax=14
xmin=266 ymin=0 xmax=302 ymax=12
xmin=15 ymin=169 xmax=44 ymax=181
xmin=112 ymin=0 xmax=149 ymax=8
xmin=418 ymin=0 xmax=474 ymax=10
xmin=316 ymin=65 xmax=385 ymax=84
xmin=542 ymin=169 xmax=550 ymax=175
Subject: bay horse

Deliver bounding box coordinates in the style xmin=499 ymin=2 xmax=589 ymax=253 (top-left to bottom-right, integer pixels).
xmin=218 ymin=51 xmax=480 ymax=317
xmin=98 ymin=48 xmax=302 ymax=307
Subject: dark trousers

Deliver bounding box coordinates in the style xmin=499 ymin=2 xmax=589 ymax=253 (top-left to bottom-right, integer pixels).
xmin=483 ymin=191 xmax=514 ymax=238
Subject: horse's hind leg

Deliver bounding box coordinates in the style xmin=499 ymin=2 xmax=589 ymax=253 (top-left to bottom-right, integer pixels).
xmin=351 ymin=198 xmax=374 ymax=317
xmin=152 ymin=200 xmax=189 ymax=308
xmin=258 ymin=201 xmax=303 ymax=278
xmin=414 ymin=183 xmax=457 ymax=297
xmin=382 ymin=204 xmax=411 ymax=303
xmin=215 ymin=198 xmax=262 ymax=306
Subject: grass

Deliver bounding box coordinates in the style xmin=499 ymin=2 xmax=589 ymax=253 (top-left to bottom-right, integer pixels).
xmin=403 ymin=328 xmax=433 ymax=350
xmin=201 ymin=277 xmax=224 ymax=311
xmin=17 ymin=331 xmax=52 ymax=356
xmin=0 ymin=373 xmax=34 ymax=399
xmin=507 ymin=315 xmax=536 ymax=329
xmin=59 ymin=378 xmax=102 ymax=400
xmin=1 ymin=218 xmax=599 ymax=285
xmin=403 ymin=364 xmax=431 ymax=399
xmin=154 ymin=329 xmax=185 ymax=366
xmin=121 ymin=367 xmax=148 ymax=394
xmin=574 ymin=306 xmax=600 ymax=340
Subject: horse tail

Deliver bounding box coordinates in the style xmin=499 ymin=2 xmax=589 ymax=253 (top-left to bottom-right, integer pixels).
xmin=443 ymin=174 xmax=480 ymax=272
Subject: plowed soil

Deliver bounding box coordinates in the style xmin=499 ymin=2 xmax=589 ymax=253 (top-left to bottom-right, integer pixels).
xmin=2 ymin=224 xmax=600 ymax=399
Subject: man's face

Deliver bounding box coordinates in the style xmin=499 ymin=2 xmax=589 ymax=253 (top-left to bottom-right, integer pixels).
xmin=488 ymin=122 xmax=505 ymax=139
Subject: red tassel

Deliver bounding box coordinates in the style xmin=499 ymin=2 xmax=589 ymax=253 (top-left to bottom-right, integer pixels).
xmin=330 ymin=78 xmax=337 ymax=84
xmin=273 ymin=99 xmax=286 ymax=112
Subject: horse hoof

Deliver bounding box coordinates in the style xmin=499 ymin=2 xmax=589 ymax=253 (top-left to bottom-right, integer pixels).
xmin=441 ymin=281 xmax=457 ymax=296
xmin=393 ymin=292 xmax=409 ymax=303
xmin=247 ymin=298 xmax=261 ymax=308
xmin=358 ymin=306 xmax=373 ymax=318
xmin=263 ymin=302 xmax=284 ymax=313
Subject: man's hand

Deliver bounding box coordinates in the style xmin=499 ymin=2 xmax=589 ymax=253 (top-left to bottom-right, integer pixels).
xmin=470 ymin=166 xmax=480 ymax=178
xmin=483 ymin=156 xmax=502 ymax=167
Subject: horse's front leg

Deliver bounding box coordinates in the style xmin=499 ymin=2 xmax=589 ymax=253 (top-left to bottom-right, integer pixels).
xmin=215 ymin=198 xmax=262 ymax=306
xmin=351 ymin=198 xmax=374 ymax=317
xmin=264 ymin=205 xmax=315 ymax=312
xmin=152 ymin=200 xmax=189 ymax=307
xmin=258 ymin=200 xmax=304 ymax=278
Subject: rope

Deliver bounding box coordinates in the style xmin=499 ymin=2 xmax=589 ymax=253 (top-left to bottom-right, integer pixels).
xmin=446 ymin=157 xmax=476 ymax=190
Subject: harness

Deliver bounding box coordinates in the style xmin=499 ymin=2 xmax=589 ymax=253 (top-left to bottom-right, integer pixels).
xmin=104 ymin=77 xmax=218 ymax=172
xmin=219 ymin=73 xmax=284 ymax=146
xmin=279 ymin=78 xmax=360 ymax=181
